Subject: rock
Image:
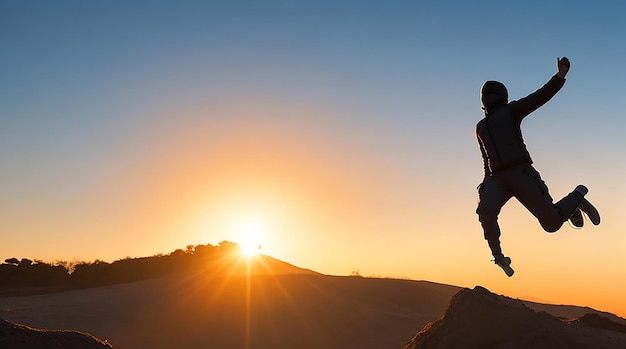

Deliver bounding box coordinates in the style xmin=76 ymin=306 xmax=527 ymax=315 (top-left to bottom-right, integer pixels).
xmin=404 ymin=286 xmax=626 ymax=349
xmin=0 ymin=318 xmax=114 ymax=349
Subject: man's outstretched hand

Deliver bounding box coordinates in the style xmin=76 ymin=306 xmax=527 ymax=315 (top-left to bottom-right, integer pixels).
xmin=557 ymin=57 xmax=570 ymax=79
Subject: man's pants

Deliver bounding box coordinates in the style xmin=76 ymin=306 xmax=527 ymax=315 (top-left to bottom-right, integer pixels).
xmin=476 ymin=164 xmax=583 ymax=257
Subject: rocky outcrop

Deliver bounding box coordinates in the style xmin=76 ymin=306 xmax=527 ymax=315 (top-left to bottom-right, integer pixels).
xmin=404 ymin=286 xmax=626 ymax=349
xmin=0 ymin=318 xmax=113 ymax=349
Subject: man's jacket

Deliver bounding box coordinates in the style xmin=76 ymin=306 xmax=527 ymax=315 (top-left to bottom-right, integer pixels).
xmin=476 ymin=75 xmax=565 ymax=176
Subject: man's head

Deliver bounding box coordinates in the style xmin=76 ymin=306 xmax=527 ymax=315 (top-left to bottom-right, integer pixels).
xmin=481 ymin=80 xmax=508 ymax=114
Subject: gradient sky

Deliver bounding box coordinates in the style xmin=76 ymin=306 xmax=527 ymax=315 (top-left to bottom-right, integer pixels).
xmin=2 ymin=1 xmax=625 ymax=317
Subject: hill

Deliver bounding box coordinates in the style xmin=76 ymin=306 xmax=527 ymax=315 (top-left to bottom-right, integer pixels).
xmin=0 ymin=242 xmax=315 ymax=296
xmin=0 ymin=263 xmax=459 ymax=349
xmin=404 ymin=286 xmax=626 ymax=349
xmin=2 ymin=249 xmax=625 ymax=349
xmin=523 ymin=299 xmax=626 ymax=326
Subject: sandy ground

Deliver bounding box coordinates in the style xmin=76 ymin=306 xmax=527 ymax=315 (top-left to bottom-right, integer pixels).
xmin=0 ymin=272 xmax=460 ymax=349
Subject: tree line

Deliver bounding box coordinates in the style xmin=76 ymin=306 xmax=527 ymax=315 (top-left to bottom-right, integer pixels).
xmin=0 ymin=241 xmax=241 ymax=292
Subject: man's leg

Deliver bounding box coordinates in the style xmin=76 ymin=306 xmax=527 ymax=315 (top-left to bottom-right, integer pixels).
xmin=513 ymin=165 xmax=583 ymax=232
xmin=476 ymin=176 xmax=511 ymax=258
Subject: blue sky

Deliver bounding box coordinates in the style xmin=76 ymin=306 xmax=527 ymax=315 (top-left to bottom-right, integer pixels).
xmin=1 ymin=1 xmax=626 ymax=315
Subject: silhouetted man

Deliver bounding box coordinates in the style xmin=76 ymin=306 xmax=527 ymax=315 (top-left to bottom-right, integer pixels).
xmin=475 ymin=57 xmax=600 ymax=276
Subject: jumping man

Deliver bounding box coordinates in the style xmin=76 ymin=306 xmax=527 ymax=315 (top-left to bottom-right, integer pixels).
xmin=475 ymin=57 xmax=600 ymax=277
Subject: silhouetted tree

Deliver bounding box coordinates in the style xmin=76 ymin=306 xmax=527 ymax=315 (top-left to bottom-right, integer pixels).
xmin=218 ymin=241 xmax=240 ymax=253
xmin=349 ymin=270 xmax=363 ymax=277
xmin=193 ymin=243 xmax=218 ymax=261
xmin=4 ymin=258 xmax=19 ymax=266
xmin=0 ymin=241 xmax=243 ymax=291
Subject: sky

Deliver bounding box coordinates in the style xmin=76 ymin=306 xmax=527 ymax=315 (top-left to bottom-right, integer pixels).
xmin=2 ymin=1 xmax=626 ymax=317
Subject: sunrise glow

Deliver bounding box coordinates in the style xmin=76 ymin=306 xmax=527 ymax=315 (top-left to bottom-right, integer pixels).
xmin=239 ymin=221 xmax=264 ymax=256
xmin=2 ymin=0 xmax=625 ymax=324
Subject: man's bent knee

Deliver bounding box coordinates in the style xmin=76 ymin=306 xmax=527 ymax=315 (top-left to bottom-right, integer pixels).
xmin=541 ymin=220 xmax=562 ymax=233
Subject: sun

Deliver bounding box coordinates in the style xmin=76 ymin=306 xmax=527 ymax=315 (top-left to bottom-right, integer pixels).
xmin=239 ymin=221 xmax=264 ymax=256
